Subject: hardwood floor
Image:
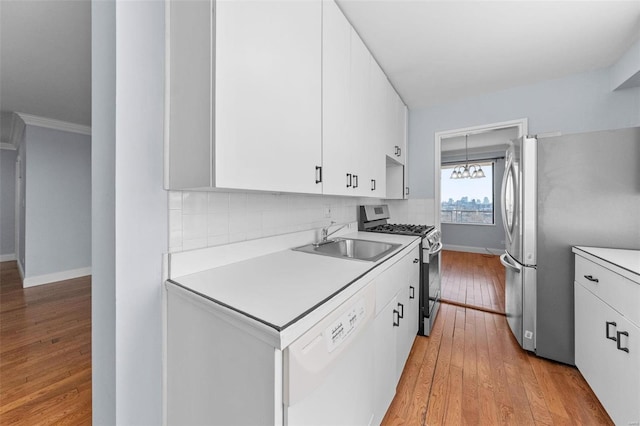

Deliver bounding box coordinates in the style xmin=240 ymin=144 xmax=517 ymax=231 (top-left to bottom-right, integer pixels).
xmin=440 ymin=250 xmax=506 ymax=314
xmin=382 ymin=251 xmax=612 ymax=425
xmin=0 ymin=253 xmax=612 ymax=425
xmin=0 ymin=261 xmax=91 ymax=425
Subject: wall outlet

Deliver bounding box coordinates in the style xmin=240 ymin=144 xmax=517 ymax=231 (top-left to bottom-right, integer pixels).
xmin=323 ymin=205 xmax=331 ymax=218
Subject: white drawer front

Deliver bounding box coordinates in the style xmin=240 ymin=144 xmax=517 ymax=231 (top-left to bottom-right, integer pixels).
xmin=575 ymin=254 xmax=640 ymax=327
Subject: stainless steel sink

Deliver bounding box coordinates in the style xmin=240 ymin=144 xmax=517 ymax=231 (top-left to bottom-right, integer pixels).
xmin=293 ymin=238 xmax=401 ymax=262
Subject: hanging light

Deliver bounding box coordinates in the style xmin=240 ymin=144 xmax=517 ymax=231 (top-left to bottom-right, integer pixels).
xmin=449 ymin=134 xmax=486 ymax=180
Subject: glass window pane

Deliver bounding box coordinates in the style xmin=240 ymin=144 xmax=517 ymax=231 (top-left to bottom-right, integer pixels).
xmin=441 ymin=162 xmax=494 ymax=225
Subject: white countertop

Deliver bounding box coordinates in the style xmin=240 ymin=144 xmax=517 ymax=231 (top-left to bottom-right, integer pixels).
xmin=573 ymin=246 xmax=640 ymax=282
xmin=168 ymin=231 xmax=420 ymax=338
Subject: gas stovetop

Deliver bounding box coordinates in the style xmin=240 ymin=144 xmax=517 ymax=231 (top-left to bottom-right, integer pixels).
xmin=366 ymin=223 xmax=435 ymax=237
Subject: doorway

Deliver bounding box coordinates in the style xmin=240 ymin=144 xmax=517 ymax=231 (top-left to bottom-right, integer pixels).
xmin=434 ymin=119 xmax=527 ymax=313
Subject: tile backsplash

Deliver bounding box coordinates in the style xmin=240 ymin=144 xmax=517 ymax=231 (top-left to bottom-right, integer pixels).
xmin=168 ymin=190 xmax=434 ymax=253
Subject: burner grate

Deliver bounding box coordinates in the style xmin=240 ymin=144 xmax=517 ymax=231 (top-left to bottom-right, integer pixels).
xmin=368 ymin=223 xmax=434 ymax=237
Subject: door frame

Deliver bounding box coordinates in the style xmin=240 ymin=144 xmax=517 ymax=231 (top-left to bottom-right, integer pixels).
xmin=433 ymin=118 xmax=528 ymax=230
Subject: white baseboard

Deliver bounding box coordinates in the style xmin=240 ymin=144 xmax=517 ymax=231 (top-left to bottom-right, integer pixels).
xmin=443 ymin=244 xmax=503 ymax=256
xmin=23 ymin=266 xmax=92 ymax=288
xmin=0 ymin=253 xmax=16 ymax=262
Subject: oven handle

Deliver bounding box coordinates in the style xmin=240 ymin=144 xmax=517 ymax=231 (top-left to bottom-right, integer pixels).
xmin=428 ymin=241 xmax=443 ymax=256
xmin=500 ymin=253 xmax=521 ymax=273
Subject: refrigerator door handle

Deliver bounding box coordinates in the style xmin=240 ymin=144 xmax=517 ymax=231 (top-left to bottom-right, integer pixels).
xmin=500 ymin=253 xmax=522 ymax=273
xmin=500 ymin=154 xmax=513 ymax=240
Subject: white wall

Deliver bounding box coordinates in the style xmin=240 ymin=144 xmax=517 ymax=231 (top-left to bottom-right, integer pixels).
xmin=22 ymin=125 xmax=91 ymax=280
xmin=92 ymin=0 xmax=167 ymax=424
xmin=409 ymin=67 xmax=640 ymax=199
xmin=91 ymin=0 xmax=116 ymax=423
xmin=0 ymin=149 xmax=17 ymax=259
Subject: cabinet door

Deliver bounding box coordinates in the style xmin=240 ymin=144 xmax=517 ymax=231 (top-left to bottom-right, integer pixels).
xmin=396 ymin=248 xmax=420 ymax=380
xmin=407 ymin=249 xmax=420 ymax=339
xmin=395 ymin=285 xmax=411 ymax=381
xmin=348 ymin=28 xmax=370 ymax=196
xmin=215 ymin=0 xmax=322 ymax=193
xmin=364 ymin=59 xmax=388 ymax=198
xmin=394 ymin=94 xmax=407 ymax=165
xmin=321 ymin=0 xmax=353 ymax=196
xmin=165 ymin=0 xmax=214 ymax=189
xmin=374 ymin=296 xmax=398 ymax=425
xmin=575 ymin=283 xmax=640 ymax=425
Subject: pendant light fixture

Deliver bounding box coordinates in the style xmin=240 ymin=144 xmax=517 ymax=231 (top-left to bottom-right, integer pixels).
xmin=450 ymin=134 xmax=486 ymax=179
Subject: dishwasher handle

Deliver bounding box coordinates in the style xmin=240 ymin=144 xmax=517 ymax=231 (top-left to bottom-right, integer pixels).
xmin=500 ymin=253 xmax=522 ymax=273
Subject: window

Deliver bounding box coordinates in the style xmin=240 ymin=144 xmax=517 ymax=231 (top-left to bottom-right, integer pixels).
xmin=441 ymin=162 xmax=494 ymax=225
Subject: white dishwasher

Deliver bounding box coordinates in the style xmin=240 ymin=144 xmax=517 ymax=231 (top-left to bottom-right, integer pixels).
xmin=284 ymin=283 xmax=376 ymax=425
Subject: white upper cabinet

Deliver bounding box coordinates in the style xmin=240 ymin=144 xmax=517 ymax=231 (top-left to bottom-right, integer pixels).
xmin=166 ymin=0 xmax=404 ymax=197
xmin=385 ymin=85 xmax=407 ymax=165
xmin=166 ymin=0 xmax=323 ymax=193
xmin=322 ymin=0 xmax=386 ymax=197
xmin=215 ymin=0 xmax=322 ymax=193
xmin=321 ymin=0 xmax=353 ymax=196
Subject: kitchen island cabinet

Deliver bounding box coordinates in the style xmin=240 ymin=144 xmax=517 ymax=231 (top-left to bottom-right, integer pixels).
xmin=166 ymin=231 xmax=421 ymax=425
xmin=573 ymin=246 xmax=640 ymax=426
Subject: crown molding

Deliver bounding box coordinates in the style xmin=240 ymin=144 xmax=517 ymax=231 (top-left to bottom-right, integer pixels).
xmin=15 ymin=112 xmax=91 ymax=136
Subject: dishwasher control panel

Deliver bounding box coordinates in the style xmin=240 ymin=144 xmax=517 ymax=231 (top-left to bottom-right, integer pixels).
xmin=325 ymin=298 xmax=366 ymax=353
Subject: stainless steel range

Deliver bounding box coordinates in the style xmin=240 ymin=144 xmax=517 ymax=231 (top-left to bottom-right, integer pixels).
xmin=358 ymin=205 xmax=442 ymax=336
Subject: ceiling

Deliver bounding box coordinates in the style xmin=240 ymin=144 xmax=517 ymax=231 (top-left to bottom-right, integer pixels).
xmin=338 ymin=0 xmax=640 ymax=108
xmin=0 ymin=1 xmax=639 ymax=128
xmin=0 ymin=0 xmax=91 ymax=127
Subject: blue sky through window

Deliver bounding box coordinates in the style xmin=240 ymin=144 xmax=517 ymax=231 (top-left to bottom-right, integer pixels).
xmin=441 ymin=163 xmax=493 ymax=203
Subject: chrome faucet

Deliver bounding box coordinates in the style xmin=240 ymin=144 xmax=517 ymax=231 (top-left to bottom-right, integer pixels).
xmin=317 ymin=221 xmax=348 ymax=246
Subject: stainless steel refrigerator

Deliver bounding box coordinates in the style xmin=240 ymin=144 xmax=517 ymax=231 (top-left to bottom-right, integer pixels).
xmin=500 ymin=127 xmax=640 ymax=365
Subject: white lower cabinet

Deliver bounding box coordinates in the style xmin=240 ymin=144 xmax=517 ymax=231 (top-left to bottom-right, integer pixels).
xmin=167 ymin=241 xmax=421 ymax=425
xmin=574 ymin=249 xmax=640 ymax=425
xmin=373 ymin=296 xmax=399 ymax=424
xmin=373 ymin=245 xmax=421 ymax=424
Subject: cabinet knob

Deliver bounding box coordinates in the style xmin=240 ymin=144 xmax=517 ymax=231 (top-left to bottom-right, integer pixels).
xmin=353 ymin=175 xmax=358 ymax=188
xmin=616 ymin=331 xmax=630 ymax=353
xmin=371 ymin=179 xmax=376 ymax=191
xmin=409 ymin=286 xmax=415 ymax=299
xmin=315 ymin=166 xmax=322 ymax=184
xmin=584 ymin=275 xmax=599 ymax=283
xmin=405 ymin=187 xmax=410 ymax=196
xmin=393 ymin=309 xmax=400 ymax=327
xmin=397 ymin=302 xmax=404 ymax=319
xmin=413 ymin=258 xmax=419 ymax=263
xmin=606 ymin=321 xmax=617 ymax=341
xmin=346 ymin=173 xmax=352 ymax=188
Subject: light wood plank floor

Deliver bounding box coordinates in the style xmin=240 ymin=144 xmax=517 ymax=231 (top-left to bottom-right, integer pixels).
xmin=0 ymin=254 xmax=612 ymax=425
xmin=382 ymin=251 xmax=612 ymax=425
xmin=0 ymin=261 xmax=91 ymax=425
xmin=441 ymin=250 xmax=506 ymax=314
